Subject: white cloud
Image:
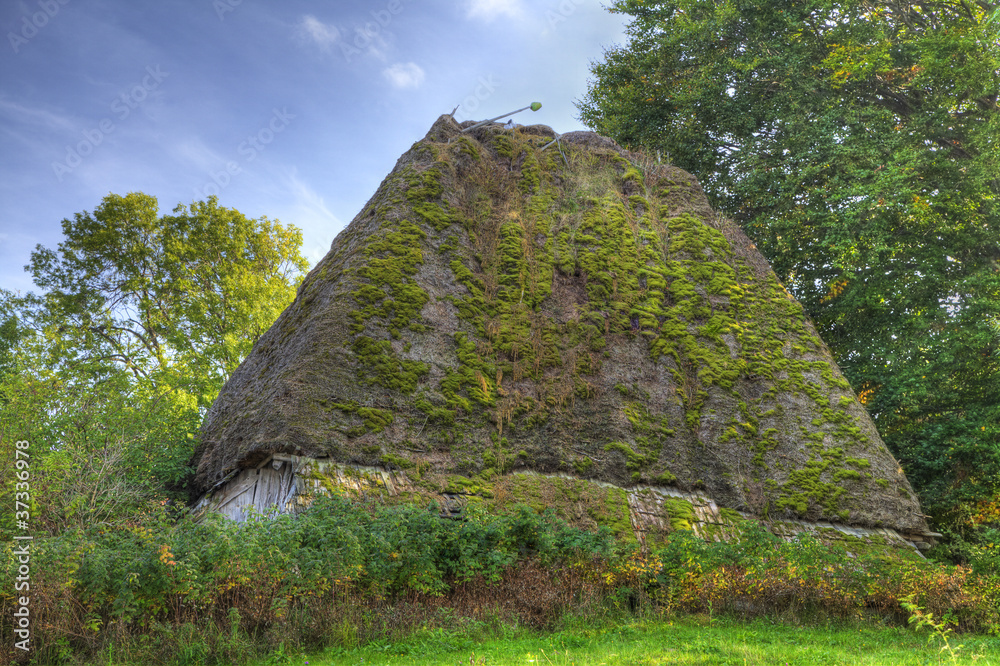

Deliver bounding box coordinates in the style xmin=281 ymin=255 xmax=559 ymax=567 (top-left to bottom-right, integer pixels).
xmin=382 ymin=62 xmax=426 ymax=89
xmin=298 ymin=15 xmax=341 ymax=51
xmin=465 ymin=0 xmax=525 ymax=21
xmin=298 ymin=14 xmax=390 ymax=61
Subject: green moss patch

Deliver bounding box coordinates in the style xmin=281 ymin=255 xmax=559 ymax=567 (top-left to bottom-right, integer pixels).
xmin=497 ymin=473 xmax=635 ymax=541
xmin=196 ymin=116 xmax=926 ymax=535
xmin=349 ymin=217 xmax=430 ymax=339
xmin=329 ymin=401 xmax=395 ymax=434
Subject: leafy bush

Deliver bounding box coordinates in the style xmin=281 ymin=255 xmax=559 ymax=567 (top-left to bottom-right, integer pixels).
xmin=4 ymin=500 xmax=1000 ymax=665
xmin=0 ymin=497 xmax=616 ymax=664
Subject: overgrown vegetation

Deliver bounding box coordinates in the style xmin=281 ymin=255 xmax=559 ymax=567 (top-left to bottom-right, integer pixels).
xmin=579 ymin=0 xmax=1000 ymax=550
xmin=4 ymin=78 xmax=1000 ymax=664
xmin=288 ymin=119 xmax=918 ymax=527
xmin=2 ymin=496 xmax=999 ymax=665
xmin=0 ymin=193 xmax=307 ymax=535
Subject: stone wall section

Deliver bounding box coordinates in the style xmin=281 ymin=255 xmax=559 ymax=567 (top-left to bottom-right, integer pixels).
xmin=195 ymin=455 xmax=936 ymax=554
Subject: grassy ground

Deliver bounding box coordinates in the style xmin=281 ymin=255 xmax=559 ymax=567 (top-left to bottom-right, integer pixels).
xmin=282 ymin=615 xmax=1000 ymax=666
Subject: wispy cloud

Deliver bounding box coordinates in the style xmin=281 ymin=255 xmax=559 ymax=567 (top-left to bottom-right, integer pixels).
xmin=0 ymin=98 xmax=76 ymax=132
xmin=166 ymin=136 xmax=231 ymax=175
xmin=280 ymin=171 xmax=342 ymax=266
xmin=298 ymin=15 xmax=341 ymax=51
xmin=465 ymin=0 xmax=525 ymax=22
xmin=287 ymin=172 xmax=338 ymax=222
xmin=382 ymin=62 xmax=425 ymax=89
xmin=297 ymin=13 xmax=390 ymax=62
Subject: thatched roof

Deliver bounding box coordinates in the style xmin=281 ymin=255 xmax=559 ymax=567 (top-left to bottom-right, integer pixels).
xmin=192 ymin=115 xmax=928 ymax=534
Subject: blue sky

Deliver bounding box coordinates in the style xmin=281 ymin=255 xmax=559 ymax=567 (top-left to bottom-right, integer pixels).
xmin=0 ymin=0 xmax=626 ymax=294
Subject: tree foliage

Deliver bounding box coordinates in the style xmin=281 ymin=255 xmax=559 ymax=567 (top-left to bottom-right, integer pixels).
xmin=579 ymin=0 xmax=1000 ymax=530
xmin=0 ymin=193 xmax=307 ymax=535
xmin=24 ymin=192 xmax=307 ymax=405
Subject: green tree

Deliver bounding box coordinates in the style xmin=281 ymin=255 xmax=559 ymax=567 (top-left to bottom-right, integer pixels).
xmin=0 ymin=354 xmax=185 ymax=535
xmin=1 ymin=193 xmax=308 ymax=534
xmin=0 ymin=299 xmax=21 ymax=381
xmin=24 ymin=192 xmax=308 ymax=405
xmin=579 ymin=0 xmax=1000 ymax=532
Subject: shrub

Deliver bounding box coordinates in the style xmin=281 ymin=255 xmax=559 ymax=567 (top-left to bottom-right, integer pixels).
xmin=3 ymin=499 xmax=1000 ymax=665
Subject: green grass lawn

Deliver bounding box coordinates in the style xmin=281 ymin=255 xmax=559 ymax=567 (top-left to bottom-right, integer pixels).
xmin=289 ymin=615 xmax=1000 ymax=666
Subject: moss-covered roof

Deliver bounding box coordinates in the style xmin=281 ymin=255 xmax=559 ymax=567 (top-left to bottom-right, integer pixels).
xmin=192 ymin=115 xmax=928 ymax=534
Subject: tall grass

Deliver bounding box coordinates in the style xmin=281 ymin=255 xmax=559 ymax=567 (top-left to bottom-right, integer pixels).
xmin=2 ymin=497 xmax=999 ymax=664
xmin=301 ymin=615 xmax=1000 ymax=666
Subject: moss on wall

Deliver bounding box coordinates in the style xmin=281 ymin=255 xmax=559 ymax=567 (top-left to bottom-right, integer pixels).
xmin=195 ymin=115 xmax=927 ymax=536
xmin=496 ymin=473 xmax=635 ymax=541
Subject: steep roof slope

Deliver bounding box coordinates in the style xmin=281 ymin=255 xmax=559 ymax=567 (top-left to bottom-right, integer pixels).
xmin=193 ymin=115 xmax=928 ymax=534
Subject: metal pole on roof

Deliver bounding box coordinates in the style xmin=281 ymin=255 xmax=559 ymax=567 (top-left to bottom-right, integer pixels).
xmin=541 ymin=132 xmax=569 ymax=167
xmin=460 ymin=102 xmax=542 ymax=133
